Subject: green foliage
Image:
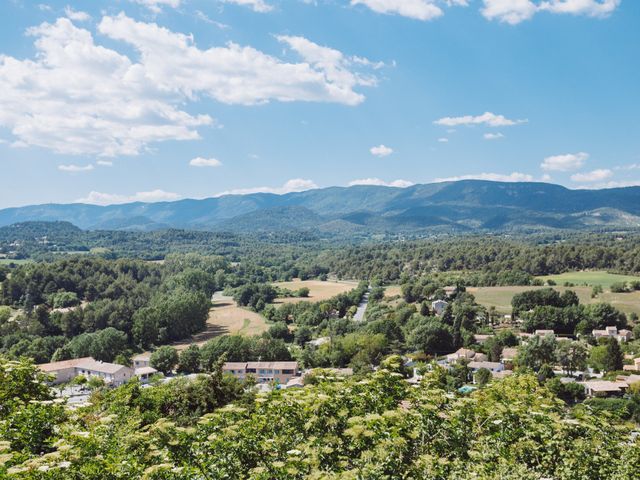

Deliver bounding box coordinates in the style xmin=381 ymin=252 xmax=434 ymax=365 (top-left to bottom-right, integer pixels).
xmin=603 ymin=338 xmax=624 ymax=372
xmin=474 ymin=367 xmax=491 ymax=386
xmin=516 ymin=334 xmax=557 ymax=372
xmin=177 ymin=345 xmax=201 ymax=374
xmin=49 ymin=291 xmax=79 ymax=309
xmin=150 ymin=346 xmax=179 ymax=375
xmin=408 ymin=319 xmax=454 ymax=355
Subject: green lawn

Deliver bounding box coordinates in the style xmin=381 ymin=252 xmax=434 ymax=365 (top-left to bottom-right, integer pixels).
xmin=536 ymin=271 xmax=640 ymax=289
xmin=469 ymin=285 xmax=640 ymax=317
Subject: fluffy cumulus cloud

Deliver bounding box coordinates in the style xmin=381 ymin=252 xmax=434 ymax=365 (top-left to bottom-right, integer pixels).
xmin=482 ymin=0 xmax=620 ymax=25
xmin=221 ymin=0 xmax=274 ymax=12
xmin=76 ymin=189 xmax=181 ymax=205
xmin=541 ymin=152 xmax=588 ymax=171
xmin=348 ymin=178 xmax=414 ymax=187
xmin=434 ymin=172 xmax=534 ymax=182
xmin=570 ymin=168 xmax=613 ymax=183
xmin=351 ymin=0 xmax=444 ymax=21
xmin=215 ymin=178 xmax=319 ymax=196
xmin=0 ymin=14 xmax=381 ymax=157
xmin=434 ymin=112 xmax=527 ymax=127
xmin=58 ymin=164 xmax=94 ymax=172
xmin=370 ymin=144 xmax=394 ymax=157
xmin=189 ymin=157 xmax=223 ymax=167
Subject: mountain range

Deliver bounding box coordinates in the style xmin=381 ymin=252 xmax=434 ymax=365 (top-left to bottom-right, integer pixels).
xmin=2 ymin=180 xmax=640 ymax=233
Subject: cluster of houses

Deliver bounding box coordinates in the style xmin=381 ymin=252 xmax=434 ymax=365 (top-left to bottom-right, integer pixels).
xmin=38 ymin=354 xmax=159 ymax=386
xmin=430 ymin=325 xmax=640 ymax=398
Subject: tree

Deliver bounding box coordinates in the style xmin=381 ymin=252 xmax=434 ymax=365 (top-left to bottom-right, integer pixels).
xmin=408 ymin=320 xmax=454 ymax=356
xmin=603 ymin=338 xmax=624 ymax=372
xmin=517 ymin=334 xmax=557 ymax=372
xmin=267 ymin=321 xmax=293 ymax=342
xmin=474 ymin=367 xmax=491 ymax=386
xmin=555 ymin=341 xmax=588 ymax=376
xmin=150 ymin=346 xmax=179 ymax=374
xmin=89 ymin=327 xmax=128 ymax=362
xmin=177 ymin=344 xmax=201 ymax=374
xmin=0 ymin=305 xmax=12 ymax=324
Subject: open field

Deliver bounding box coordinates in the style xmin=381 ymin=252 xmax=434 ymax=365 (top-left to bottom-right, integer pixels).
xmin=171 ymin=294 xmax=268 ymax=350
xmin=468 ymin=285 xmax=640 ymax=316
xmin=384 ymin=285 xmax=402 ymax=298
xmin=0 ymin=258 xmax=33 ymax=265
xmin=271 ymin=279 xmax=357 ymax=304
xmin=536 ymin=271 xmax=640 ymax=289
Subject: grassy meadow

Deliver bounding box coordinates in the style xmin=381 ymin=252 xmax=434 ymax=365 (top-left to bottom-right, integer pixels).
xmin=536 ymin=271 xmax=640 ymax=288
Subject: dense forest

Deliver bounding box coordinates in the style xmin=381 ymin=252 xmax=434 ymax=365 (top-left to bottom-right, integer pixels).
xmin=2 ymin=225 xmax=640 ymax=478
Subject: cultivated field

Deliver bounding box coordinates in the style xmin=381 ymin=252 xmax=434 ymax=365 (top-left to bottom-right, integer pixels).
xmin=536 ymin=271 xmax=640 ymax=289
xmin=468 ymin=285 xmax=640 ymax=316
xmin=271 ymin=279 xmax=357 ymax=304
xmin=171 ymin=294 xmax=268 ymax=350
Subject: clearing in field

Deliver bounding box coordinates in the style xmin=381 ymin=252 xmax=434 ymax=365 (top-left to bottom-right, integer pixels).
xmin=468 ymin=285 xmax=640 ymax=317
xmin=536 ymin=271 xmax=640 ymax=289
xmin=171 ymin=294 xmax=268 ymax=350
xmin=271 ymin=279 xmax=357 ymax=304
xmin=384 ymin=285 xmax=402 ymax=298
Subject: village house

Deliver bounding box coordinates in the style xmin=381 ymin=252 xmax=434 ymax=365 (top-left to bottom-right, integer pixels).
xmin=38 ymin=357 xmax=134 ymax=386
xmin=431 ymin=299 xmax=448 ymax=316
xmin=446 ymin=348 xmax=478 ymax=364
xmin=132 ymin=353 xmax=152 ymax=369
xmin=580 ymin=379 xmax=631 ymax=397
xmin=623 ymin=357 xmax=640 ymax=372
xmin=467 ymin=361 xmax=505 ymax=374
xmin=134 ymin=366 xmax=158 ymax=383
xmin=222 ymin=361 xmax=300 ymax=385
xmin=592 ymin=326 xmax=633 ymax=342
xmin=500 ymin=348 xmax=519 ymax=367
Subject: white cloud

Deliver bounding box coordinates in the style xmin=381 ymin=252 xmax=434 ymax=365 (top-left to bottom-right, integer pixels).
xmin=438 ymin=137 xmax=449 ymax=143
xmin=190 ymin=157 xmax=223 ymax=167
xmin=570 ymin=169 xmax=613 ymax=183
xmin=348 ymin=178 xmax=414 ymax=187
xmin=97 ymin=160 xmax=113 ymax=167
xmin=434 ymin=172 xmax=534 ymax=182
xmin=434 ymin=112 xmax=527 ymax=127
xmin=482 ymin=0 xmax=620 ymax=25
xmin=130 ymin=0 xmax=181 ymax=13
xmin=195 ymin=11 xmax=230 ymax=29
xmin=615 ymin=163 xmax=640 ymax=171
xmin=481 ymin=0 xmax=538 ymax=24
xmin=58 ymin=164 xmax=94 ymax=172
xmin=370 ymin=144 xmax=394 ymax=157
xmin=215 ymin=178 xmax=319 ymax=196
xmin=351 ymin=0 xmax=444 ymax=21
xmin=64 ymin=6 xmax=91 ymax=22
xmin=0 ymin=15 xmax=380 ymax=157
xmin=221 ymin=0 xmax=274 ymax=13
xmin=483 ymin=132 xmax=504 ymax=140
xmin=541 ymin=152 xmax=588 ymax=171
xmin=77 ymin=189 xmax=181 ymax=205
xmin=539 ymin=0 xmax=620 ymax=18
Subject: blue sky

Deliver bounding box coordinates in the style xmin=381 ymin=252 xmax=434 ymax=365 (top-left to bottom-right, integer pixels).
xmin=0 ymin=0 xmax=638 ymax=207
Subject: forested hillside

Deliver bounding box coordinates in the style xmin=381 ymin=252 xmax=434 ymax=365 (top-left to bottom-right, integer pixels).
xmin=3 ymin=180 xmax=640 ymax=233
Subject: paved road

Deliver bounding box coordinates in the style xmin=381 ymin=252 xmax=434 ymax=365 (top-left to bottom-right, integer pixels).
xmin=353 ymin=286 xmax=371 ymax=322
